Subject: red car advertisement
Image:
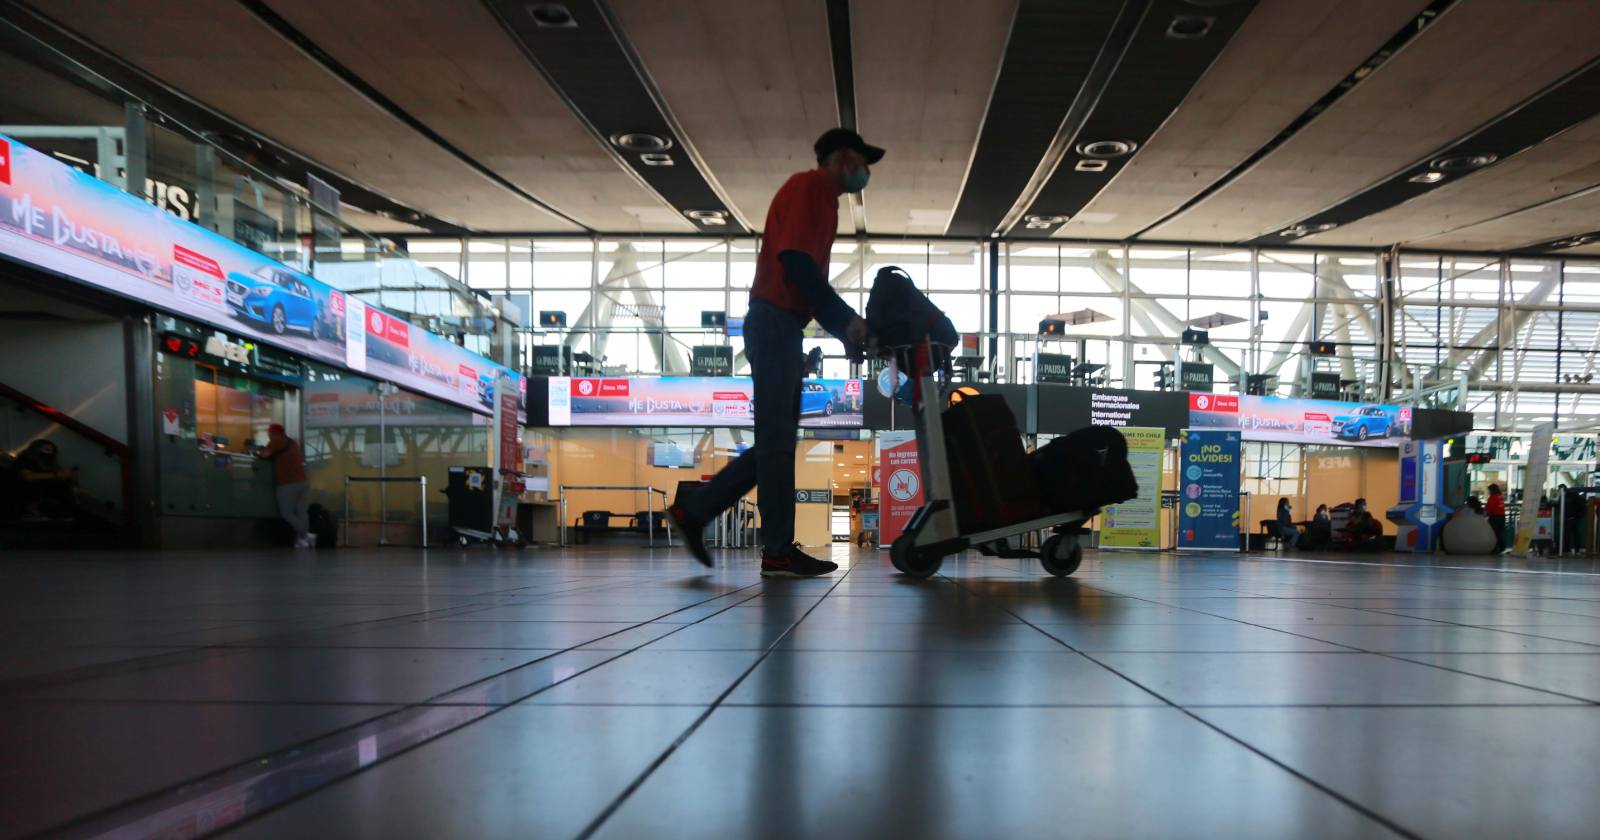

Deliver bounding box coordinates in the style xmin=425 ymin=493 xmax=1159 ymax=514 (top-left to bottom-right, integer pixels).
xmin=0 ymin=132 xmax=518 ymax=416
xmin=1189 ymin=394 xmax=1409 ymax=448
xmin=545 ymin=376 xmax=864 ymax=427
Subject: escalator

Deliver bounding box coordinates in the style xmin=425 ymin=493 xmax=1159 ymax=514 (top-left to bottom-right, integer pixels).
xmin=0 ymin=380 xmax=130 ymax=549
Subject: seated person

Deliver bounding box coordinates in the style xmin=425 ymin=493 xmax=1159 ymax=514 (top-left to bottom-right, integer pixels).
xmin=13 ymin=440 xmax=79 ymax=519
xmin=1337 ymin=510 xmax=1383 ymax=552
xmin=1274 ymin=498 xmax=1301 ymax=549
xmin=1306 ymin=503 xmax=1333 ymax=549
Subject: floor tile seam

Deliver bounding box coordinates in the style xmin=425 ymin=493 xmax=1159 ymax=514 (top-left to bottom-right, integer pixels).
xmin=1380 ymin=652 xmax=1600 ymax=706
xmin=29 ymin=580 xmax=771 ymax=839
xmin=942 ymin=572 xmax=1427 ymax=840
xmin=1249 ymin=554 xmax=1600 ymax=578
xmin=0 ymin=596 xmax=544 ymax=693
xmin=1079 ymin=591 xmax=1600 ymax=703
xmin=572 ymin=564 xmax=863 ymax=840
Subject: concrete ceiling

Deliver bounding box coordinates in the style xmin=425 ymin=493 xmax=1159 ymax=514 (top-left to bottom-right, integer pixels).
xmin=8 ymin=0 xmax=1600 ymax=255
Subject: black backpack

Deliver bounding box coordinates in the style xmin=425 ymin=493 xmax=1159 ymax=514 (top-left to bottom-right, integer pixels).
xmin=1032 ymin=427 xmax=1138 ymax=515
xmin=865 ymin=266 xmax=959 ymax=350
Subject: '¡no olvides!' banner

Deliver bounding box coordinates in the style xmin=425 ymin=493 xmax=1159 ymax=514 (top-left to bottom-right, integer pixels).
xmin=1099 ymin=426 xmax=1165 ymax=549
xmin=1177 ymin=429 xmax=1241 ymax=551
xmin=0 ymin=132 xmax=518 ymax=415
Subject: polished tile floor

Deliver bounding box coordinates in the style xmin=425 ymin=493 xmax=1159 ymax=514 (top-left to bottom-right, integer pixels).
xmin=3 ymin=545 xmax=1599 ymax=839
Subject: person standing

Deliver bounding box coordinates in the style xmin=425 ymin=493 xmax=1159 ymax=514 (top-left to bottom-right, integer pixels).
xmin=1485 ymin=483 xmax=1507 ymax=553
xmin=258 ymin=423 xmax=312 ymax=548
xmin=669 ymin=128 xmax=881 ymax=577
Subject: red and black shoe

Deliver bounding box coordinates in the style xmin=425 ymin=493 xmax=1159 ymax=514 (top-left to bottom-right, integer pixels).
xmin=760 ymin=544 xmax=839 ymax=578
xmin=668 ymin=504 xmax=712 ymax=567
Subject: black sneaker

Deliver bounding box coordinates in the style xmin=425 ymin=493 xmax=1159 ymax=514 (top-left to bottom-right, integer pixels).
xmin=668 ymin=504 xmax=712 ymax=567
xmin=760 ymin=544 xmax=838 ymax=578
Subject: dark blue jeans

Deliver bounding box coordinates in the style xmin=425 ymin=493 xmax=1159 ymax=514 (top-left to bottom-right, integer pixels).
xmin=683 ymin=299 xmax=804 ymax=555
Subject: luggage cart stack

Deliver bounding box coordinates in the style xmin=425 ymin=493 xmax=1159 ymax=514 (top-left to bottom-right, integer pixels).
xmin=885 ymin=340 xmax=1092 ymax=579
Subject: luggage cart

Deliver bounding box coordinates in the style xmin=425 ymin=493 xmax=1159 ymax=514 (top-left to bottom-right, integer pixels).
xmin=886 ymin=341 xmax=1092 ymax=578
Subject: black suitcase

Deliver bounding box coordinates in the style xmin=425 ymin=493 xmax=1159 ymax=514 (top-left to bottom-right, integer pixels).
xmin=942 ymin=394 xmax=1042 ymax=532
xmin=1032 ymin=426 xmax=1138 ymax=515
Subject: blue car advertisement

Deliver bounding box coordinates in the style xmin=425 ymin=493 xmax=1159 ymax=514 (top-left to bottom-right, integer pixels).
xmin=1188 ymin=393 xmax=1410 ymax=448
xmin=0 ymin=132 xmax=516 ymax=415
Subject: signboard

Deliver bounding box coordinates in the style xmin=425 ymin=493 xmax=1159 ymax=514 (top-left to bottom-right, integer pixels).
xmin=531 ymin=344 xmax=565 ymax=375
xmin=544 ymin=376 xmax=863 ymax=427
xmin=877 ymin=430 xmax=922 ymax=547
xmin=0 ymin=133 xmax=518 ymax=415
xmin=1099 ymin=426 xmax=1164 ymax=549
xmin=496 ymin=372 xmax=521 ymax=473
xmin=1310 ymin=371 xmax=1341 ymax=399
xmin=1036 ymin=385 xmax=1188 ymax=438
xmin=1036 ymin=352 xmax=1073 ymax=384
xmin=1188 ymin=393 xmax=1410 ymax=448
xmin=1513 ymin=422 xmax=1556 ymax=555
xmin=1177 ymin=429 xmax=1241 ymax=551
xmin=690 ymin=344 xmax=734 ymax=376
xmin=1179 ymin=362 xmax=1214 ymax=393
xmin=795 ymin=488 xmax=832 ymax=504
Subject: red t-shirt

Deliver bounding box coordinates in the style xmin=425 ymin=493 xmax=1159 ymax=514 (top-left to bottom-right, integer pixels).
xmin=751 ymin=168 xmax=839 ymax=317
xmin=1486 ymin=493 xmax=1505 ymax=516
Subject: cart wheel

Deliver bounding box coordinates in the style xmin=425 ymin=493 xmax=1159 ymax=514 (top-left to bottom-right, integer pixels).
xmin=1039 ymin=534 xmax=1083 ymax=577
xmin=889 ymin=533 xmax=912 ymax=573
xmin=900 ymin=546 xmax=944 ymax=579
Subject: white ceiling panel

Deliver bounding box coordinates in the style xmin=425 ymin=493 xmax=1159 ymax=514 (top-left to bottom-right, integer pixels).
xmin=42 ymin=0 xmax=580 ymax=232
xmin=852 ymin=0 xmax=1015 ymax=236
xmin=267 ymin=0 xmax=688 ymax=233
xmin=608 ymin=0 xmax=838 ymax=234
xmin=1056 ymin=0 xmax=1431 ymax=241
xmin=1146 ymin=0 xmax=1600 ymax=243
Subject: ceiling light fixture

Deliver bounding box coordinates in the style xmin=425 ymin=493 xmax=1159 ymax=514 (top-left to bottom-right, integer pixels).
xmin=1279 ymin=222 xmax=1338 ymax=238
xmin=1074 ymin=159 xmax=1108 ymax=172
xmin=1430 ymin=152 xmax=1497 ymax=173
xmin=1166 ymin=15 xmax=1214 ymax=39
xmin=1024 ymin=214 xmax=1068 ymax=230
xmin=685 ymin=209 xmax=727 ymax=226
xmin=611 ymin=132 xmax=673 ymax=153
xmin=639 ymin=153 xmax=674 ymax=166
xmin=1077 ymin=140 xmax=1137 ymax=159
xmin=528 ymin=3 xmax=577 ymax=28
xmin=1409 ymin=171 xmax=1445 ymax=184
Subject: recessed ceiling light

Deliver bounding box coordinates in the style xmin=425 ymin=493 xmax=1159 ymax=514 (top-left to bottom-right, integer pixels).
xmin=1430 ymin=152 xmax=1497 ymax=173
xmin=1279 ymin=222 xmax=1337 ymax=238
xmin=528 ymin=3 xmax=577 ymax=28
xmin=611 ymin=132 xmax=672 ymax=153
xmin=1025 ymin=214 xmax=1069 ymax=226
xmin=1166 ymin=15 xmax=1214 ymax=39
xmin=639 ymin=153 xmax=674 ymax=166
xmin=1409 ymin=171 xmax=1445 ymax=184
xmin=1074 ymin=159 xmax=1108 ymax=172
xmin=1077 ymin=140 xmax=1137 ymax=159
xmin=685 ymin=209 xmax=726 ymax=226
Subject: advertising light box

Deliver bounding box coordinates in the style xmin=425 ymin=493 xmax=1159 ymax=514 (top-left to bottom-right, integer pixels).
xmin=545 ymin=376 xmax=864 ymax=428
xmin=0 ymin=133 xmax=518 ymax=415
xmin=1188 ymin=393 xmax=1411 ymax=448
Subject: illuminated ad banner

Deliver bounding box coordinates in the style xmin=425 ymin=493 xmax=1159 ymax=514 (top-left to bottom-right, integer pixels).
xmin=1187 ymin=393 xmax=1411 ymax=448
xmin=545 ymin=376 xmax=864 ymax=427
xmin=0 ymin=133 xmax=517 ymax=415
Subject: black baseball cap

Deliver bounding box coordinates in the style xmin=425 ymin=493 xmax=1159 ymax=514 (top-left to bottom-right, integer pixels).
xmin=814 ymin=128 xmax=885 ymax=165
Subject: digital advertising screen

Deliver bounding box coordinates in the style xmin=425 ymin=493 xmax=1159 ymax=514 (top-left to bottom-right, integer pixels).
xmin=0 ymin=132 xmax=518 ymax=416
xmin=544 ymin=376 xmax=865 ymax=428
xmin=1188 ymin=393 xmax=1410 ymax=448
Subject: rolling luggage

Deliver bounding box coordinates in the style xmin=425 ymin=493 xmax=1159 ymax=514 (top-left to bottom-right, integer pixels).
xmin=1032 ymin=426 xmax=1137 ymax=515
xmin=941 ymin=394 xmax=1042 ymax=532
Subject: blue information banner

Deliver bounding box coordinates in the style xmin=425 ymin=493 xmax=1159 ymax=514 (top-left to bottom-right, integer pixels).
xmin=1178 ymin=429 xmax=1241 ymax=551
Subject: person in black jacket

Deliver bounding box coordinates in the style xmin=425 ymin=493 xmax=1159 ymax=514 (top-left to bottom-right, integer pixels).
xmin=1275 ymin=498 xmax=1302 ymax=550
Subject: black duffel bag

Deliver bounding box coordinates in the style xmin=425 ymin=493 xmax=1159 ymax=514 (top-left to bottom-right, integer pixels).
xmin=1032 ymin=426 xmax=1138 ymax=515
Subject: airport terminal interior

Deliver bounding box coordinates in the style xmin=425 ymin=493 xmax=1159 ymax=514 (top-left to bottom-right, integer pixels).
xmin=3 ymin=1 xmax=1600 ymax=837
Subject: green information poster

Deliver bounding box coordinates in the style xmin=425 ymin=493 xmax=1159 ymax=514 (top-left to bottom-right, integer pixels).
xmin=1100 ymin=426 xmax=1165 ymax=549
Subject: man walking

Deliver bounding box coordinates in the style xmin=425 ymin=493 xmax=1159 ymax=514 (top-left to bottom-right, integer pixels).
xmin=259 ymin=423 xmax=312 ymax=548
xmin=669 ymin=128 xmax=882 ymax=577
